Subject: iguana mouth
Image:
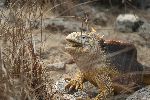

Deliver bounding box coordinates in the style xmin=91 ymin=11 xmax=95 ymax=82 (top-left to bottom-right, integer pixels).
xmin=66 ymin=39 xmax=82 ymax=47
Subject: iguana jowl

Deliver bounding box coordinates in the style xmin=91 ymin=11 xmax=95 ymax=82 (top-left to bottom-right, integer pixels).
xmin=65 ymin=31 xmax=150 ymax=100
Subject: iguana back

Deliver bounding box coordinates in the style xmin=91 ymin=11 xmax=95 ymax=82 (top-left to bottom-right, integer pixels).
xmin=102 ymin=40 xmax=143 ymax=73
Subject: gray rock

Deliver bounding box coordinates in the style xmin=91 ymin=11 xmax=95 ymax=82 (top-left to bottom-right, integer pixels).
xmin=126 ymin=85 xmax=150 ymax=100
xmin=115 ymin=14 xmax=143 ymax=33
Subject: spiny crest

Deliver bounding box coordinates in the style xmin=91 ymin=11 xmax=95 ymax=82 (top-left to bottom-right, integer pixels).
xmin=87 ymin=27 xmax=104 ymax=41
xmin=91 ymin=27 xmax=96 ymax=32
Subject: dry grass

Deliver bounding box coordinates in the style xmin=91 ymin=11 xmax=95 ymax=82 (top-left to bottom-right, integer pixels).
xmin=0 ymin=0 xmax=54 ymax=99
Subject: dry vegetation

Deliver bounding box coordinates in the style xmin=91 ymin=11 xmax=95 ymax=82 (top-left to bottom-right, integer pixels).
xmin=0 ymin=0 xmax=52 ymax=99
xmin=0 ymin=0 xmax=80 ymax=99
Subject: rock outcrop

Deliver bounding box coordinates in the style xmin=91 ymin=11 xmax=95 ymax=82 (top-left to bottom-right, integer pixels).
xmin=115 ymin=14 xmax=143 ymax=33
xmin=126 ymin=85 xmax=150 ymax=100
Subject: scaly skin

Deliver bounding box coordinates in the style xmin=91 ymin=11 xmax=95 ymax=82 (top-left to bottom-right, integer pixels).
xmin=65 ymin=31 xmax=149 ymax=100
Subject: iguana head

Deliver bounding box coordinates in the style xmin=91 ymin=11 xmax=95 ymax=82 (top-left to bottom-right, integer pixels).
xmin=65 ymin=31 xmax=104 ymax=56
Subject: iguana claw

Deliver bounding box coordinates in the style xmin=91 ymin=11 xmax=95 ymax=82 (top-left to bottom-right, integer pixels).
xmin=65 ymin=78 xmax=83 ymax=91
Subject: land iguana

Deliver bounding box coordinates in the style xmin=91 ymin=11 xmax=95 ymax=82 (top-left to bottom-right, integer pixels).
xmin=65 ymin=31 xmax=150 ymax=100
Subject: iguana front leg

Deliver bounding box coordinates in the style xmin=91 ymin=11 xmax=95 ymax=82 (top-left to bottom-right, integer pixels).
xmin=94 ymin=73 xmax=114 ymax=100
xmin=65 ymin=71 xmax=86 ymax=91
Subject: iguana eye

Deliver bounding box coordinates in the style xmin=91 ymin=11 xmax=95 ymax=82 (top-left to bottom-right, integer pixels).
xmin=81 ymin=35 xmax=86 ymax=39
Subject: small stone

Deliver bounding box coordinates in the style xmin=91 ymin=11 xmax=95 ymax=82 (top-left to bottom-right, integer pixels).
xmin=47 ymin=62 xmax=65 ymax=71
xmin=115 ymin=14 xmax=143 ymax=33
